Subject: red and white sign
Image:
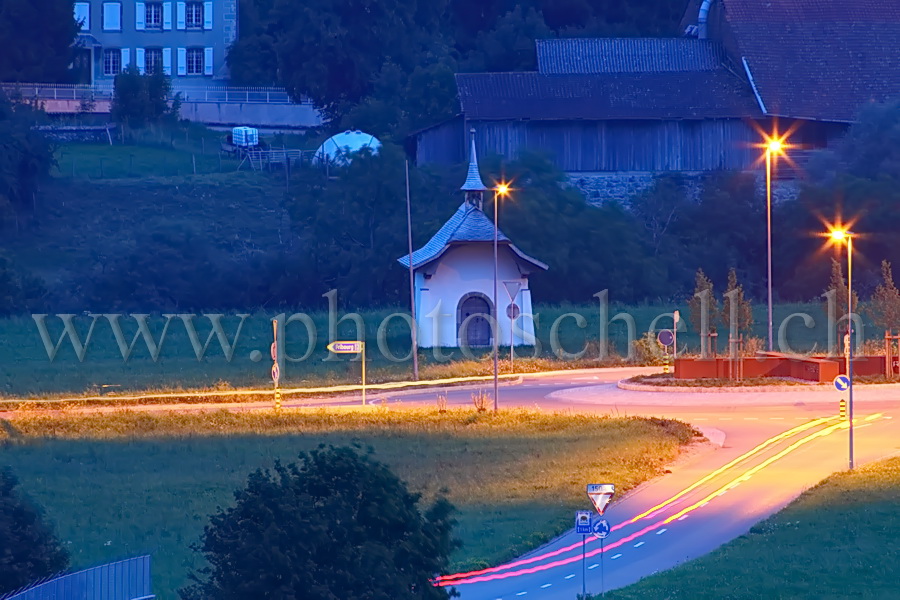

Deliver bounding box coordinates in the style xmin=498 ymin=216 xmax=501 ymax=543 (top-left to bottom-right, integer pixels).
xmin=587 ymin=483 xmax=615 ymax=515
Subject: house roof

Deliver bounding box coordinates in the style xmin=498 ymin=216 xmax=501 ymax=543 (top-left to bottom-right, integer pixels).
xmin=455 ymin=70 xmax=761 ymax=121
xmin=721 ymin=0 xmax=900 ymax=122
xmin=397 ymin=202 xmax=548 ymax=271
xmin=536 ymin=38 xmax=726 ymax=74
xmin=461 ymin=132 xmax=488 ymax=191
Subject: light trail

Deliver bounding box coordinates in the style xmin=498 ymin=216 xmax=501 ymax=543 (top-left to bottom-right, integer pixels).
xmin=438 ymin=417 xmax=867 ymax=587
xmin=436 ymin=416 xmax=837 ymax=584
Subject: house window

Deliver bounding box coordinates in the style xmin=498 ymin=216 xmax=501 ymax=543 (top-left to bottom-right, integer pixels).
xmin=103 ymin=49 xmax=122 ymax=76
xmin=145 ymin=3 xmax=163 ymax=29
xmin=145 ymin=48 xmax=163 ymax=74
xmin=102 ymin=2 xmax=121 ymax=31
xmin=74 ymin=2 xmax=90 ymax=31
xmin=186 ymin=48 xmax=204 ymax=75
xmin=185 ymin=2 xmax=203 ymax=28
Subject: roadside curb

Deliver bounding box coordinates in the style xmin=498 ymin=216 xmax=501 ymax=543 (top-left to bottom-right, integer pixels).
xmin=616 ymin=379 xmax=900 ymax=394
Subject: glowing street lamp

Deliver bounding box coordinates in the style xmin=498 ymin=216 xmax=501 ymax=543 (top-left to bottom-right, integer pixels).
xmin=493 ymin=181 xmax=511 ymax=413
xmin=763 ymin=132 xmax=787 ymax=351
xmin=829 ymin=227 xmax=855 ymax=469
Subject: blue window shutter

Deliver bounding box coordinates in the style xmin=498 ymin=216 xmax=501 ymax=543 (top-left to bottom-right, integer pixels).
xmin=163 ymin=2 xmax=172 ymax=29
xmin=204 ymin=47 xmax=213 ymax=76
xmin=135 ymin=3 xmax=145 ymax=30
xmin=162 ymin=48 xmax=172 ymax=75
xmin=203 ymin=2 xmax=213 ymax=30
xmin=136 ymin=48 xmax=145 ymax=74
xmin=176 ymin=2 xmax=186 ymax=29
xmin=177 ymin=47 xmax=187 ymax=75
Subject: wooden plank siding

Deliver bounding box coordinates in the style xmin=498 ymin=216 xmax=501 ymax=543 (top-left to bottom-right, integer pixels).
xmin=413 ymin=116 xmax=466 ymax=165
xmin=460 ymin=118 xmax=762 ymax=172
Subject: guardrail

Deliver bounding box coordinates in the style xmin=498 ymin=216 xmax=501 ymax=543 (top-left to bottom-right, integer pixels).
xmin=0 ymin=82 xmax=312 ymax=105
xmin=0 ymin=555 xmax=154 ymax=600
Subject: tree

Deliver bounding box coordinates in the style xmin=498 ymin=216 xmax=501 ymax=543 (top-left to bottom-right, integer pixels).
xmin=823 ymin=258 xmax=858 ymax=320
xmin=462 ymin=6 xmax=551 ymax=72
xmin=111 ymin=67 xmax=175 ymax=128
xmin=0 ymin=468 xmax=69 ymax=595
xmin=0 ymin=0 xmax=79 ymax=82
xmin=868 ymin=260 xmax=900 ymax=333
xmin=181 ymin=446 xmax=458 ymax=600
xmin=688 ymin=268 xmax=718 ymax=333
xmin=720 ymin=268 xmax=753 ymax=335
xmin=0 ymin=91 xmax=55 ymax=223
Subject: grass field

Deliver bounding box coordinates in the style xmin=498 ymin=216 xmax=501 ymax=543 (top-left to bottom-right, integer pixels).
xmin=0 ymin=408 xmax=698 ymax=598
xmin=0 ymin=301 xmax=885 ymax=398
xmin=607 ymin=456 xmax=900 ymax=599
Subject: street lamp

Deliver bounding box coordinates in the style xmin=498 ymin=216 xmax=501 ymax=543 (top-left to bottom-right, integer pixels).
xmin=829 ymin=227 xmax=855 ymax=469
xmin=493 ymin=182 xmax=510 ymax=413
xmin=764 ymin=134 xmax=786 ymax=351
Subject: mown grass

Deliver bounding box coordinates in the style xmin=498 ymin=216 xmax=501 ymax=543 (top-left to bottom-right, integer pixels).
xmin=607 ymin=456 xmax=900 ymax=599
xmin=626 ymin=374 xmax=820 ymax=387
xmin=0 ymin=408 xmax=699 ymax=599
xmin=0 ymin=302 xmax=886 ymax=399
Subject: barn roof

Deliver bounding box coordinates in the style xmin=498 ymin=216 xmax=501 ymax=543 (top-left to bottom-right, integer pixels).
xmin=455 ymin=70 xmax=761 ymax=121
xmin=720 ymin=0 xmax=900 ymax=122
xmin=397 ymin=202 xmax=548 ymax=271
xmin=536 ymin=38 xmax=726 ymax=74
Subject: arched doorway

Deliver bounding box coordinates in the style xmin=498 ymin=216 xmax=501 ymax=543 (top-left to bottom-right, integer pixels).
xmin=457 ymin=293 xmax=493 ymax=347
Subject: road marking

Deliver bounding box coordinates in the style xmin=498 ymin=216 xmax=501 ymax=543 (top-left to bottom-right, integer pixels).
xmin=588 ymin=564 xmax=599 ymax=570
xmin=885 ymin=416 xmax=894 ymax=420
xmin=634 ymin=542 xmax=645 ymax=548
xmin=678 ymin=514 xmax=689 ymax=521
xmin=657 ymin=528 xmax=667 ymax=535
xmin=540 ymin=584 xmax=552 ymax=589
xmin=865 ymin=413 xmax=883 ymax=421
xmin=611 ymin=554 xmax=622 ymax=560
xmin=564 ymin=574 xmax=575 ymax=580
xmin=700 ymin=501 xmax=709 ymax=507
xmin=516 ymin=592 xmax=527 ymax=596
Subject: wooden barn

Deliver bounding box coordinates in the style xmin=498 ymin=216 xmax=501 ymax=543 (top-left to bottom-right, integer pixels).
xmin=410 ymin=0 xmax=899 ymax=178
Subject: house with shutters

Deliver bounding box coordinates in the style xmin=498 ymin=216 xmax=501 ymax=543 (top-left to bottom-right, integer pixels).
xmin=72 ymin=0 xmax=237 ymax=84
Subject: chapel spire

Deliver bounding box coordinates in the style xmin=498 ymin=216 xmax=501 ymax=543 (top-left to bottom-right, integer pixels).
xmin=461 ymin=128 xmax=488 ymax=209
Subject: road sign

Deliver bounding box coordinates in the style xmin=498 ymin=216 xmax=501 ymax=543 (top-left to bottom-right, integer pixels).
xmin=591 ymin=517 xmax=611 ymax=539
xmin=657 ymin=329 xmax=674 ymax=347
xmin=271 ymin=342 xmax=277 ymax=361
xmin=327 ymin=341 xmax=364 ymax=354
xmin=271 ymin=363 xmax=280 ymax=383
xmin=575 ymin=510 xmax=592 ymax=534
xmin=506 ymin=303 xmax=521 ymax=319
xmin=587 ymin=483 xmax=615 ymax=515
xmin=833 ymin=374 xmax=851 ymax=392
xmin=503 ymin=280 xmax=522 ymax=303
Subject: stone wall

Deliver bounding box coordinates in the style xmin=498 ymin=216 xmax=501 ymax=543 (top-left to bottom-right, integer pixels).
xmin=567 ymin=171 xmax=801 ymax=207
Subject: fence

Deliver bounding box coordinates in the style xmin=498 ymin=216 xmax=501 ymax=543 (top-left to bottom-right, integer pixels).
xmin=0 ymin=82 xmax=311 ymax=105
xmin=0 ymin=555 xmax=154 ymax=600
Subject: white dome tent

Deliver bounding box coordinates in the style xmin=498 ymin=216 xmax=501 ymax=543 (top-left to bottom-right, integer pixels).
xmin=313 ymin=130 xmax=382 ymax=166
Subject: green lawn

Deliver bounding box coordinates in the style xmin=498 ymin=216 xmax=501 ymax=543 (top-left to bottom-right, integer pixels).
xmin=0 ymin=408 xmax=698 ymax=599
xmin=607 ymin=456 xmax=900 ymax=599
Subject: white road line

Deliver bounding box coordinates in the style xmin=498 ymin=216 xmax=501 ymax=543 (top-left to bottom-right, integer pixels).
xmin=678 ymin=514 xmax=689 ymax=521
xmin=540 ymin=584 xmax=552 ymax=589
xmin=588 ymin=564 xmax=599 ymax=570
xmin=657 ymin=528 xmax=668 ymax=535
xmin=516 ymin=592 xmax=527 ymax=596
xmin=564 ymin=574 xmax=575 ymax=580
xmin=885 ymin=416 xmax=894 ymax=419
xmin=635 ymin=541 xmax=645 ymax=548
xmin=700 ymin=501 xmax=709 ymax=507
xmin=611 ymin=554 xmax=623 ymax=560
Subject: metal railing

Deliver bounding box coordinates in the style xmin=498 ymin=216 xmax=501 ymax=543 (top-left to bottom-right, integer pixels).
xmin=0 ymin=82 xmax=312 ymax=105
xmin=0 ymin=555 xmax=154 ymax=600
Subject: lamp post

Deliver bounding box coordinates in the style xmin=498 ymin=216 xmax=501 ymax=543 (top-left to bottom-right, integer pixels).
xmin=493 ymin=182 xmax=510 ymax=413
xmin=830 ymin=228 xmax=855 ymax=469
xmin=764 ymin=137 xmax=784 ymax=352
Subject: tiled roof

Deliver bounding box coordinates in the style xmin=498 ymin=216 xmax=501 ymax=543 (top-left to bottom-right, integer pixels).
xmin=461 ymin=134 xmax=488 ymax=191
xmin=721 ymin=0 xmax=900 ymax=122
xmin=456 ymin=70 xmax=761 ymax=120
xmin=398 ymin=202 xmax=547 ymax=270
xmin=536 ymin=38 xmax=726 ymax=74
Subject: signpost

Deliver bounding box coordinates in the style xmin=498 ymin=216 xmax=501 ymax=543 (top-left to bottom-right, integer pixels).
xmin=503 ymin=281 xmax=523 ymax=365
xmin=673 ymin=310 xmax=680 ymax=361
xmin=271 ymin=319 xmax=281 ymax=410
xmin=587 ymin=483 xmax=615 ymax=515
xmin=327 ymin=341 xmax=367 ymax=405
xmin=575 ymin=509 xmax=592 ymax=596
xmin=834 ymin=374 xmax=850 ymax=420
xmin=658 ymin=330 xmax=674 ymax=373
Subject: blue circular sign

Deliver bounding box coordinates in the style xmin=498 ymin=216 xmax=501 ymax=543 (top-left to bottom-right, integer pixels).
xmin=833 ymin=375 xmax=850 ymax=392
xmin=657 ymin=330 xmax=675 ymax=347
xmin=591 ymin=518 xmax=611 ymax=539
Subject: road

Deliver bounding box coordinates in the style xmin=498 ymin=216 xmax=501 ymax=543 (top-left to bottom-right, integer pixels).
xmin=378 ymin=368 xmax=900 ymax=599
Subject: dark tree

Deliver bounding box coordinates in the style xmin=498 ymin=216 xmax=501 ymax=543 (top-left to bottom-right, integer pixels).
xmin=0 ymin=0 xmax=79 ymax=82
xmin=111 ymin=67 xmax=175 ymax=128
xmin=181 ymin=446 xmax=458 ymax=600
xmin=0 ymin=468 xmax=69 ymax=595
xmin=0 ymin=92 xmax=55 ymax=222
